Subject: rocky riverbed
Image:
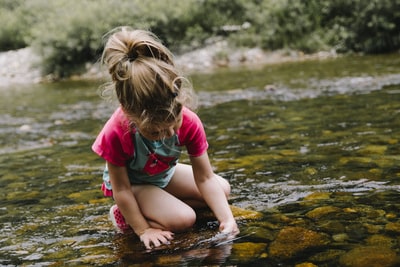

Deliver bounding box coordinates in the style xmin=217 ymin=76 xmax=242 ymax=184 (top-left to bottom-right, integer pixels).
xmin=0 ymin=42 xmax=337 ymax=87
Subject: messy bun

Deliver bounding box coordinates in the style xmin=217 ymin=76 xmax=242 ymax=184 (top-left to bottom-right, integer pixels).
xmin=101 ymin=26 xmax=196 ymax=129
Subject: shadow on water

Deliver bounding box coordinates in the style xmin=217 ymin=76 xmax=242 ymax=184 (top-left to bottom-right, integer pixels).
xmin=1 ymin=54 xmax=400 ymax=266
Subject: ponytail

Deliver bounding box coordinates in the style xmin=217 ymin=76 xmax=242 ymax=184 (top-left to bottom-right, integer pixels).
xmin=100 ymin=27 xmax=196 ymax=129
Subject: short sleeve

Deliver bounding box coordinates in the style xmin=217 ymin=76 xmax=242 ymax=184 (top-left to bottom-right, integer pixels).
xmin=92 ymin=108 xmax=134 ymax=166
xmin=177 ymin=107 xmax=209 ymax=157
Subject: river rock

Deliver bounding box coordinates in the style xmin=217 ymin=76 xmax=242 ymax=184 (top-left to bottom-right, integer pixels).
xmin=385 ymin=221 xmax=400 ymax=233
xmin=197 ymin=205 xmax=263 ymax=222
xmin=359 ymin=145 xmax=387 ymax=155
xmin=230 ymin=242 xmax=268 ymax=262
xmin=317 ymin=220 xmax=345 ymax=234
xmin=268 ymin=226 xmax=330 ymax=260
xmin=303 ymin=192 xmax=331 ymax=201
xmin=339 ymin=245 xmax=399 ymax=267
xmin=309 ymin=249 xmax=346 ymax=263
xmin=305 ymin=205 xmax=342 ymax=220
xmin=295 ymin=263 xmax=318 ymax=267
xmin=366 ymin=234 xmax=396 ymax=247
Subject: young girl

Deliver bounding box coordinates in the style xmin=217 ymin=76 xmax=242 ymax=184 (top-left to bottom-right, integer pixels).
xmin=92 ymin=27 xmax=239 ymax=250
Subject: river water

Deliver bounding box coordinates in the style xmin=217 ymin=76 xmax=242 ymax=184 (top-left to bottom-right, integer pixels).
xmin=1 ymin=54 xmax=400 ymax=266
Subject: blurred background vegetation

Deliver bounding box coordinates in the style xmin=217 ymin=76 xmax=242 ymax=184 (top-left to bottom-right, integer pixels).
xmin=0 ymin=0 xmax=399 ymax=77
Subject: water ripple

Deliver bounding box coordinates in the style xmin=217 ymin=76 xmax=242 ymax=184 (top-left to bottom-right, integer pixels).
xmin=198 ymin=73 xmax=400 ymax=106
xmin=236 ymin=177 xmax=400 ymax=209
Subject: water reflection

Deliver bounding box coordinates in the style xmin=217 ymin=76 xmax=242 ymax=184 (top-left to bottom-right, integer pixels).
xmin=112 ymin=230 xmax=234 ymax=265
xmin=1 ymin=55 xmax=400 ymax=266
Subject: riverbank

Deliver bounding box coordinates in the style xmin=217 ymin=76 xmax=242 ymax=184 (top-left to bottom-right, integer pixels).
xmin=0 ymin=42 xmax=338 ymax=87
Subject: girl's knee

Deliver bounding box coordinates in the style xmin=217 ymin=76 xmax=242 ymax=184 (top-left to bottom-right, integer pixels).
xmin=169 ymin=207 xmax=196 ymax=231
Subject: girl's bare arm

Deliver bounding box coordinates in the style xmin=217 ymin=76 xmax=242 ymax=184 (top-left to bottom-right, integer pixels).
xmin=190 ymin=153 xmax=239 ymax=235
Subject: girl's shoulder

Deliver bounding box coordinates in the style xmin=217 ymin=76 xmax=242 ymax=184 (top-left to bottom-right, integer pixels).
xmin=92 ymin=107 xmax=135 ymax=166
xmin=97 ymin=107 xmax=135 ymax=147
xmin=105 ymin=107 xmax=133 ymax=134
xmin=178 ymin=107 xmax=208 ymax=156
xmin=179 ymin=107 xmax=205 ymax=137
xmin=182 ymin=106 xmax=201 ymax=124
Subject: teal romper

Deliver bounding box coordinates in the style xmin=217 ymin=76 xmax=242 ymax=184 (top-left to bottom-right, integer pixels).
xmin=102 ymin=130 xmax=182 ymax=192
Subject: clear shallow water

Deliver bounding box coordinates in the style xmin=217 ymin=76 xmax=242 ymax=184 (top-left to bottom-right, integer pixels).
xmin=1 ymin=54 xmax=400 ymax=266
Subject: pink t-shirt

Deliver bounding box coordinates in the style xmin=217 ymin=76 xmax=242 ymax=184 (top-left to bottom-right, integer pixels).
xmin=92 ymin=106 xmax=208 ymax=167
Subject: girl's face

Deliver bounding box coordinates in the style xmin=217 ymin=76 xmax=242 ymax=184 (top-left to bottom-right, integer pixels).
xmin=137 ymin=112 xmax=183 ymax=141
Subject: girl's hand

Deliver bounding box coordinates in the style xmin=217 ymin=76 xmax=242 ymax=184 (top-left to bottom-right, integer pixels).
xmin=219 ymin=219 xmax=240 ymax=238
xmin=139 ymin=228 xmax=174 ymax=250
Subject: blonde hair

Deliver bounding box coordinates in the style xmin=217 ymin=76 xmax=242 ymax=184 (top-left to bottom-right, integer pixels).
xmin=101 ymin=26 xmax=196 ymax=129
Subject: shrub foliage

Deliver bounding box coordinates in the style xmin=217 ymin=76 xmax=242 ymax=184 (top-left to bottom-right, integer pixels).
xmin=0 ymin=0 xmax=399 ymax=77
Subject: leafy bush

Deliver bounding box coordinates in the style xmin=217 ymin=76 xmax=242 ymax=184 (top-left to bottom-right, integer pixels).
xmin=310 ymin=0 xmax=400 ymax=53
xmin=343 ymin=0 xmax=400 ymax=53
xmin=27 ymin=0 xmax=205 ymax=77
xmin=0 ymin=0 xmax=33 ymax=51
xmin=0 ymin=0 xmax=399 ymax=77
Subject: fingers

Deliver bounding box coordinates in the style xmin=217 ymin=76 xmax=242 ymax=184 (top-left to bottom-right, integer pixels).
xmin=140 ymin=229 xmax=174 ymax=250
xmin=219 ymin=220 xmax=240 ymax=237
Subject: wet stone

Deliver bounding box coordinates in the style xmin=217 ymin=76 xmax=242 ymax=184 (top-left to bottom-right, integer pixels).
xmin=358 ymin=145 xmax=387 ymax=155
xmin=366 ymin=234 xmax=396 ymax=248
xmin=295 ymin=263 xmax=318 ymax=267
xmin=339 ymin=156 xmax=373 ymax=165
xmin=279 ymin=149 xmax=299 ymax=156
xmin=303 ymin=192 xmax=332 ymax=201
xmin=268 ymin=226 xmax=330 ymax=260
xmin=345 ymin=223 xmax=368 ymax=241
xmin=385 ymin=221 xmax=400 ymax=233
xmin=363 ymin=222 xmax=383 ymax=234
xmin=352 ymin=205 xmax=386 ymax=219
xmin=196 ymin=205 xmax=263 ymax=222
xmin=385 ymin=212 xmax=397 ymax=220
xmin=339 ymin=245 xmax=399 ymax=267
xmin=241 ymin=225 xmax=275 ymax=242
xmin=230 ymin=242 xmax=268 ymax=263
xmin=317 ymin=220 xmax=345 ymax=234
xmin=305 ymin=205 xmax=342 ymax=220
xmin=155 ymin=254 xmax=183 ymax=266
xmin=304 ymin=167 xmax=318 ymax=175
xmin=309 ymin=249 xmax=346 ymax=263
xmin=332 ymin=233 xmax=349 ymax=243
xmin=230 ymin=205 xmax=264 ymax=220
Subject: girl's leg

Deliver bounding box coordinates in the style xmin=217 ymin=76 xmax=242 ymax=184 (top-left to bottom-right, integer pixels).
xmin=131 ymin=184 xmax=196 ymax=232
xmin=129 ymin=164 xmax=231 ymax=232
xmin=164 ymin=163 xmax=231 ymax=208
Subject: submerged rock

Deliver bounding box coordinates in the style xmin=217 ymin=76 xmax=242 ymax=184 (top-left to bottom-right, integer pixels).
xmin=385 ymin=221 xmax=400 ymax=233
xmin=196 ymin=205 xmax=263 ymax=222
xmin=303 ymin=192 xmax=332 ymax=201
xmin=309 ymin=249 xmax=346 ymax=263
xmin=230 ymin=205 xmax=264 ymax=220
xmin=230 ymin=242 xmax=268 ymax=262
xmin=366 ymin=234 xmax=396 ymax=247
xmin=268 ymin=226 xmax=330 ymax=260
xmin=295 ymin=263 xmax=318 ymax=267
xmin=339 ymin=246 xmax=399 ymax=267
xmin=358 ymin=145 xmax=387 ymax=155
xmin=305 ymin=206 xmax=342 ymax=220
